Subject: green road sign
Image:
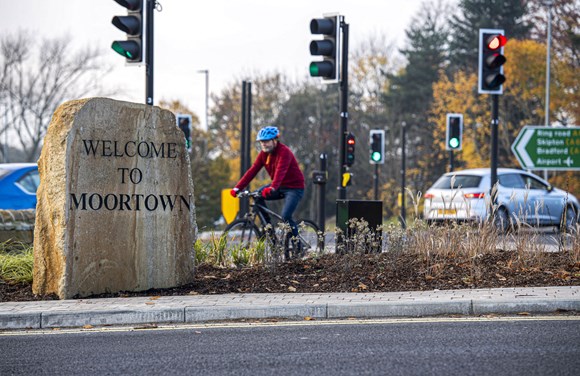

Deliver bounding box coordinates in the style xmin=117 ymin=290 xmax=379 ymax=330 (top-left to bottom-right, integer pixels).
xmin=511 ymin=125 xmax=579 ymax=170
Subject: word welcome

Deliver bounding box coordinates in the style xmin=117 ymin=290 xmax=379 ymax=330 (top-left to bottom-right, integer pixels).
xmin=82 ymin=139 xmax=178 ymax=159
xmin=70 ymin=192 xmax=191 ymax=212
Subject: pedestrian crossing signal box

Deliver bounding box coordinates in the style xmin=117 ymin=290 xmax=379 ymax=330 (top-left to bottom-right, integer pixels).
xmin=312 ymin=170 xmax=327 ymax=184
xmin=336 ymin=200 xmax=382 ymax=254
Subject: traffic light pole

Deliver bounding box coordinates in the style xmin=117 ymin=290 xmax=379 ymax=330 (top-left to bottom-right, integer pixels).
xmin=373 ymin=164 xmax=379 ymax=200
xmin=337 ymin=19 xmax=349 ymax=200
xmin=318 ymin=154 xmax=327 ymax=235
xmin=490 ymin=94 xmax=499 ymax=202
xmin=401 ymin=121 xmax=407 ymax=229
xmin=239 ymin=81 xmax=252 ymax=218
xmin=449 ymin=150 xmax=454 ymax=172
xmin=145 ymin=0 xmax=154 ymax=105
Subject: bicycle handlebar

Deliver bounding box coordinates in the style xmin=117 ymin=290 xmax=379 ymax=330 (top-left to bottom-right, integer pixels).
xmin=236 ymin=190 xmax=261 ymax=199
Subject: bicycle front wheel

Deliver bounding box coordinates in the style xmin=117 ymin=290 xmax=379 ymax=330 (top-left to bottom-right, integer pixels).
xmin=296 ymin=219 xmax=323 ymax=254
xmin=223 ymin=219 xmax=263 ymax=250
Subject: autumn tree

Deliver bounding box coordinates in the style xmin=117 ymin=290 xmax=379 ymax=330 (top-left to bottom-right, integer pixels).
xmin=210 ymin=72 xmax=292 ymax=183
xmin=429 ymin=71 xmax=488 ymax=173
xmin=345 ymin=33 xmax=400 ymax=216
xmin=380 ymin=1 xmax=451 ymax=216
xmin=429 ymin=38 xmax=578 ymax=187
xmin=159 ymin=99 xmax=230 ymax=229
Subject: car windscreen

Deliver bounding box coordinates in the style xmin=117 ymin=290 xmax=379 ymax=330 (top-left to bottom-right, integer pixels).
xmin=16 ymin=170 xmax=40 ymax=193
xmin=431 ymin=175 xmax=482 ymax=189
xmin=0 ymin=168 xmax=11 ymax=180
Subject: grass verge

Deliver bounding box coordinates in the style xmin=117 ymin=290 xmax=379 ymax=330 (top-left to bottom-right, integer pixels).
xmin=0 ymin=241 xmax=33 ymax=284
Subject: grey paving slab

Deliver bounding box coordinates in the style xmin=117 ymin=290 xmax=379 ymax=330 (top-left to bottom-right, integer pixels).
xmin=0 ymin=312 xmax=41 ymax=330
xmin=185 ymin=304 xmax=327 ymax=322
xmin=0 ymin=286 xmax=578 ymax=329
xmin=41 ymin=307 xmax=185 ymax=328
xmin=472 ymin=298 xmax=580 ymax=315
xmin=327 ymin=300 xmax=472 ymax=318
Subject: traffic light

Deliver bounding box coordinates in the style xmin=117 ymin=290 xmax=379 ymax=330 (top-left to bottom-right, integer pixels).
xmin=177 ymin=114 xmax=192 ymax=151
xmin=309 ymin=14 xmax=340 ymax=83
xmin=344 ymin=132 xmax=355 ymax=166
xmin=446 ymin=114 xmax=463 ymax=151
xmin=478 ymin=29 xmax=507 ymax=94
xmin=111 ymin=0 xmax=143 ymax=64
xmin=369 ymin=129 xmax=385 ymax=164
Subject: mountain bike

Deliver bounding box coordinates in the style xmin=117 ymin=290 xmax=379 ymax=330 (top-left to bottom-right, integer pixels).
xmin=223 ymin=190 xmax=323 ymax=261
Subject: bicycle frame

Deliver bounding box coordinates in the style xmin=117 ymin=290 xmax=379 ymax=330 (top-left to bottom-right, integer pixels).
xmin=239 ymin=193 xmax=285 ymax=231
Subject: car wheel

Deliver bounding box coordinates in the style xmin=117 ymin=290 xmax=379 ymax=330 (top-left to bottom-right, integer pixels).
xmin=493 ymin=207 xmax=512 ymax=233
xmin=560 ymin=205 xmax=579 ymax=233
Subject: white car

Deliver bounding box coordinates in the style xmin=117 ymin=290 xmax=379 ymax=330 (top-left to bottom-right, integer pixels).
xmin=423 ymin=168 xmax=579 ymax=232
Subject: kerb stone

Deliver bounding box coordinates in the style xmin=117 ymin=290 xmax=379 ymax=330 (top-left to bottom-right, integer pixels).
xmin=33 ymin=98 xmax=196 ymax=299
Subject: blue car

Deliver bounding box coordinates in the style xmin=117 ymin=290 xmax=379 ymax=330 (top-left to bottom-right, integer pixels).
xmin=0 ymin=163 xmax=39 ymax=210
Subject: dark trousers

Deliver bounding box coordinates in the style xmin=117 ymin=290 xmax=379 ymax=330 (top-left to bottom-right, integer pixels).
xmin=256 ymin=185 xmax=304 ymax=237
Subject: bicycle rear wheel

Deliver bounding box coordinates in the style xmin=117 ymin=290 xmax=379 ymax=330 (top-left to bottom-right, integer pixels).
xmin=294 ymin=219 xmax=323 ymax=255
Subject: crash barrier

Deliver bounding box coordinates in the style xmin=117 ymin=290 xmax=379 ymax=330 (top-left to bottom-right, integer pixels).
xmin=336 ymin=200 xmax=383 ymax=253
xmin=0 ymin=209 xmax=35 ymax=244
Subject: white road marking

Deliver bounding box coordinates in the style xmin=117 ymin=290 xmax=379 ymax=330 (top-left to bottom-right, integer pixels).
xmin=2 ymin=315 xmax=579 ymax=336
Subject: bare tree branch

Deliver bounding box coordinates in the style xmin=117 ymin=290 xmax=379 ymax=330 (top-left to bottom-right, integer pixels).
xmin=0 ymin=31 xmax=117 ymax=162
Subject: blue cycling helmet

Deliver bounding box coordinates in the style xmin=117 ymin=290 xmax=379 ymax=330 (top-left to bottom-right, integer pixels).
xmin=256 ymin=126 xmax=279 ymax=141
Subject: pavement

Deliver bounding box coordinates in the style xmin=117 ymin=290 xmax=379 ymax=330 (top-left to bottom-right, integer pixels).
xmin=1 ymin=286 xmax=579 ymax=330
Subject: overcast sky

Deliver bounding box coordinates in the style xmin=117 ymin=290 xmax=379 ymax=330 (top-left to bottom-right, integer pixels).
xmin=0 ymin=0 xmax=438 ymax=128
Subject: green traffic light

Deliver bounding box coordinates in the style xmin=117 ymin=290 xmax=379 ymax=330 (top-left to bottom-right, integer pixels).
xmin=309 ymin=61 xmax=334 ymax=78
xmin=112 ymin=42 xmax=127 ymax=57
xmin=111 ymin=41 xmax=140 ymax=61
xmin=371 ymin=151 xmax=381 ymax=162
xmin=449 ymin=138 xmax=459 ymax=149
xmin=111 ymin=41 xmax=134 ymax=58
xmin=309 ymin=63 xmax=319 ymax=76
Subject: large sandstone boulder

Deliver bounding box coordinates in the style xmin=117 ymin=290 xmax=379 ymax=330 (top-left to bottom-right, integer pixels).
xmin=33 ymin=98 xmax=196 ymax=299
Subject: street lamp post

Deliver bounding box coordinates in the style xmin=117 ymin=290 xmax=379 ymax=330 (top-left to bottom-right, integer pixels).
xmin=197 ymin=69 xmax=209 ymax=130
xmin=544 ymin=0 xmax=553 ymax=127
xmin=543 ymin=0 xmax=553 ymax=180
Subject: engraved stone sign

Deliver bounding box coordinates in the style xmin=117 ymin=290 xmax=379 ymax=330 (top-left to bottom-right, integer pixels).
xmin=33 ymin=98 xmax=196 ymax=299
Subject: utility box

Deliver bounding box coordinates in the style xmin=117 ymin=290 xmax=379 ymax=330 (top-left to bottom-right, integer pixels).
xmin=336 ymin=200 xmax=382 ymax=253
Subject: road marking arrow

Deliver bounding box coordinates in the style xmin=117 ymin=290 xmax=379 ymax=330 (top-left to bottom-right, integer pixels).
xmin=514 ymin=128 xmax=534 ymax=168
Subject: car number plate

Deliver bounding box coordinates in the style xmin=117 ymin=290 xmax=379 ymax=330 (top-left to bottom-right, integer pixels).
xmin=437 ymin=209 xmax=456 ymax=215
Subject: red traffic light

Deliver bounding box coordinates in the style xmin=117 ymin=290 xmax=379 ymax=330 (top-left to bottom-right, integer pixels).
xmin=344 ymin=133 xmax=355 ymax=166
xmin=478 ymin=29 xmax=507 ymax=94
xmin=486 ymin=34 xmax=507 ymax=50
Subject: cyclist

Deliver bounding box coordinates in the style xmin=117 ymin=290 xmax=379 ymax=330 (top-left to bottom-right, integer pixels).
xmin=230 ymin=126 xmax=305 ymax=249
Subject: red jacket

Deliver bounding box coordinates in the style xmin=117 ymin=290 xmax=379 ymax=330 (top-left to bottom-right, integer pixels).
xmin=235 ymin=142 xmax=305 ymax=190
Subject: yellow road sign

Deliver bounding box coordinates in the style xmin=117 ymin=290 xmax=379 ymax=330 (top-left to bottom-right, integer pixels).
xmin=221 ymin=189 xmax=239 ymax=224
xmin=341 ymin=172 xmax=351 ymax=187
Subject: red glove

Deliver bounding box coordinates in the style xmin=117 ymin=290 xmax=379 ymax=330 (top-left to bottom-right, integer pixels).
xmin=230 ymin=188 xmax=239 ymax=197
xmin=261 ymin=187 xmax=274 ymax=198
